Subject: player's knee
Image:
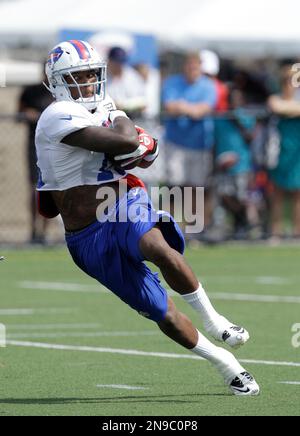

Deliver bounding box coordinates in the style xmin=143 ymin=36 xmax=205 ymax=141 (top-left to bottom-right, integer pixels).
xmin=153 ymin=301 xmax=169 ymax=323
xmin=159 ymin=298 xmax=179 ymax=328
xmin=140 ymin=300 xmax=168 ymax=323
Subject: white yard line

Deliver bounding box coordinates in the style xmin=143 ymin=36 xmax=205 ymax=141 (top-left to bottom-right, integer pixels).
xmin=6 ymin=340 xmax=300 ymax=368
xmin=17 ymin=281 xmax=300 ymax=304
xmin=199 ymin=276 xmax=293 ymax=285
xmin=6 ymin=323 xmax=102 ymax=330
xmin=207 ymin=293 xmax=300 ymax=304
xmin=18 ymin=281 xmax=104 ymax=293
xmin=96 ymin=384 xmax=149 ymax=390
xmin=0 ymin=309 xmax=38 ymax=316
xmin=255 ymin=277 xmax=291 ymax=285
xmin=0 ymin=308 xmax=74 ymax=316
xmin=7 ymin=331 xmax=159 ymax=339
xmin=278 ymin=381 xmax=300 ymax=385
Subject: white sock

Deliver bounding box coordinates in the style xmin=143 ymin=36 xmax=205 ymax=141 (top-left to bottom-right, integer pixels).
xmin=182 ymin=283 xmax=221 ymax=328
xmin=192 ymin=330 xmax=244 ymax=385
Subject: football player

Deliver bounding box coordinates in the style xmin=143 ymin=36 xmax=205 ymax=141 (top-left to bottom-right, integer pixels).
xmin=35 ymin=40 xmax=259 ymax=396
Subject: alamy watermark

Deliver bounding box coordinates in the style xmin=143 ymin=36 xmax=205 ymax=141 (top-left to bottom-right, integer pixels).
xmin=0 ymin=324 xmax=6 ymax=347
xmin=291 ymin=323 xmax=300 ymax=348
xmin=95 ymin=183 xmax=205 ymax=234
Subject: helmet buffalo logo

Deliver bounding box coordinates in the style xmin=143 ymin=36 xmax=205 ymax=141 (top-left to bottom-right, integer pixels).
xmin=47 ymin=47 xmax=64 ymax=67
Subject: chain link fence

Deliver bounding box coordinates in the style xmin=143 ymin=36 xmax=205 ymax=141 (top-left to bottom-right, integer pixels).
xmin=0 ymin=113 xmax=64 ymax=244
xmin=0 ymin=87 xmax=64 ymax=244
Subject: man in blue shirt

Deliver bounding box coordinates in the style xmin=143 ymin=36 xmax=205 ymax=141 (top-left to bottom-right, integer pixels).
xmin=162 ymin=53 xmax=217 ymax=234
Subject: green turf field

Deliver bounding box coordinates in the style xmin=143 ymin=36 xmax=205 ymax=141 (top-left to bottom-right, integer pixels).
xmin=0 ymin=244 xmax=299 ymax=416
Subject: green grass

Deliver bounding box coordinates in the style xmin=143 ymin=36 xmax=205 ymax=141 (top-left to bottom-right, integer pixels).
xmin=0 ymin=245 xmax=300 ymax=416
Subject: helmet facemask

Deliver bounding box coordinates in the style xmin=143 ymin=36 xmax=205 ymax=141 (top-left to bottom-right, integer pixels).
xmin=50 ymin=64 xmax=106 ymax=111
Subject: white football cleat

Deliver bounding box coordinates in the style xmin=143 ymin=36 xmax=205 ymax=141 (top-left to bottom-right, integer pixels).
xmin=229 ymin=372 xmax=260 ymax=396
xmin=205 ymin=315 xmax=250 ymax=349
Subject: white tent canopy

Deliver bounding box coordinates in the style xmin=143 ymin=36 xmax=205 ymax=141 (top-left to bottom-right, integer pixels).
xmin=0 ymin=0 xmax=187 ymax=41
xmin=179 ymin=0 xmax=300 ymax=41
xmin=171 ymin=0 xmax=300 ymax=56
xmin=1 ymin=0 xmax=300 ymax=56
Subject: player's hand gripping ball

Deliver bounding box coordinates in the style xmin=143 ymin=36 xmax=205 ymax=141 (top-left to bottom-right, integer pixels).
xmin=110 ymin=126 xmax=158 ymax=170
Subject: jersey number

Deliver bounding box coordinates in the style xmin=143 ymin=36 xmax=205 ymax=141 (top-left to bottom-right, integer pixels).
xmin=97 ymin=155 xmax=125 ymax=182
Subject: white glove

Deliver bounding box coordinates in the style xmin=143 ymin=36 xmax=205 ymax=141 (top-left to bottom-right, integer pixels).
xmin=142 ymin=142 xmax=159 ymax=162
xmin=114 ymin=132 xmax=156 ymax=162
xmin=114 ymin=143 xmax=148 ymax=162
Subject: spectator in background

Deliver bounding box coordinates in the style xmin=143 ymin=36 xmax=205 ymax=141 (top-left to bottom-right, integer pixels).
xmin=200 ymin=49 xmax=229 ymax=112
xmin=233 ymin=70 xmax=270 ymax=106
xmin=107 ymin=46 xmax=147 ymax=120
xmin=131 ymin=62 xmax=164 ymax=190
xmin=268 ymin=65 xmax=300 ymax=239
xmin=18 ymin=73 xmax=53 ymax=243
xmin=214 ymin=89 xmax=256 ymax=239
xmin=162 ymin=52 xmax=217 ymax=238
xmin=134 ymin=63 xmax=161 ymax=121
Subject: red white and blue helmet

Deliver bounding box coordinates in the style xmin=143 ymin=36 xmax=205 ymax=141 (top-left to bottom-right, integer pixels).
xmin=45 ymin=40 xmax=106 ymax=111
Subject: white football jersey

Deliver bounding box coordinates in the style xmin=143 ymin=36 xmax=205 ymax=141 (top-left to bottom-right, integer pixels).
xmin=35 ymin=95 xmax=127 ymax=191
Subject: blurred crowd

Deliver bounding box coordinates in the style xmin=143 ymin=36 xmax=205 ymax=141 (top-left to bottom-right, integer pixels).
xmin=18 ymin=46 xmax=300 ymax=245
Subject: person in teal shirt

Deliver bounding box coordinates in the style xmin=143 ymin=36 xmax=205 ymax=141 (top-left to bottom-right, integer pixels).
xmin=268 ymin=65 xmax=300 ymax=239
xmin=215 ymin=89 xmax=256 ymax=238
